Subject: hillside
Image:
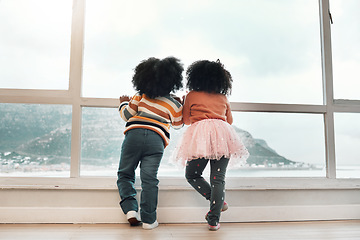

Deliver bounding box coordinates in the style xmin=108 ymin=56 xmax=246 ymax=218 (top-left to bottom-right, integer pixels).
xmin=0 ymin=104 xmax=304 ymax=173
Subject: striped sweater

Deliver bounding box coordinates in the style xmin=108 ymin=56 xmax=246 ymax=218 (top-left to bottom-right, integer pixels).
xmin=119 ymin=93 xmax=183 ymax=147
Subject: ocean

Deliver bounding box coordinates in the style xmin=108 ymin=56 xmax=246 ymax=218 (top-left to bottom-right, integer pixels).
xmin=2 ymin=166 xmax=359 ymax=179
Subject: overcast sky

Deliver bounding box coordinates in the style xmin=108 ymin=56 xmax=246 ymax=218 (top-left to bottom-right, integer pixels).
xmin=82 ymin=0 xmax=324 ymax=104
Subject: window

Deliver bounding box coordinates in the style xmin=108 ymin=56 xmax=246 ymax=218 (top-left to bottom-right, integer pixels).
xmin=0 ymin=0 xmax=359 ymax=187
xmin=80 ymin=108 xmax=326 ymax=178
xmin=0 ymin=104 xmax=72 ymax=177
xmin=334 ymin=113 xmax=360 ymax=178
xmin=83 ymin=0 xmax=322 ymax=104
xmin=81 ymin=107 xmax=123 ymax=176
xmin=0 ymin=0 xmax=72 ymax=90
xmin=80 ymin=107 xmax=189 ymax=177
xmin=331 ymin=0 xmax=360 ymax=100
xmin=227 ymin=112 xmax=326 ymax=177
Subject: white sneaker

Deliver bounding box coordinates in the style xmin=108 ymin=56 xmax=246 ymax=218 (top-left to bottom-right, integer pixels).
xmin=142 ymin=220 xmax=159 ymax=230
xmin=208 ymin=223 xmax=220 ymax=231
xmin=126 ymin=211 xmax=141 ymax=226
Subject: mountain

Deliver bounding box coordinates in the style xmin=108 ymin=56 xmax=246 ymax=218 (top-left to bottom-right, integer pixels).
xmin=232 ymin=126 xmax=296 ymax=167
xmin=0 ymin=104 xmax=301 ymax=172
xmin=0 ymin=103 xmax=72 ymax=152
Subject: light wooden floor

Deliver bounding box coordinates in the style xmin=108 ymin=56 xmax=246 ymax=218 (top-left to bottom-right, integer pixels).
xmin=0 ymin=221 xmax=359 ymax=240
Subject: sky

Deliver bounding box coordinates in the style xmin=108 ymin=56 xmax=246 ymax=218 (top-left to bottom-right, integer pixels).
xmin=0 ymin=0 xmax=72 ymax=89
xmin=82 ymin=0 xmax=324 ymax=104
xmin=0 ymin=0 xmax=359 ymax=166
xmin=81 ymin=0 xmax=359 ymax=165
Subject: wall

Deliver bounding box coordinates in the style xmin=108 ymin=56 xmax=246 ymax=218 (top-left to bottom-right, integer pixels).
xmin=1 ymin=183 xmax=359 ymax=223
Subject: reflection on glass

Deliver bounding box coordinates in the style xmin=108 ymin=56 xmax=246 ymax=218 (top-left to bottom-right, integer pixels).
xmin=334 ymin=113 xmax=360 ymax=178
xmin=331 ymin=0 xmax=360 ymax=100
xmin=83 ymin=0 xmax=322 ymax=104
xmin=0 ymin=104 xmax=72 ymax=177
xmin=0 ymin=0 xmax=72 ymax=89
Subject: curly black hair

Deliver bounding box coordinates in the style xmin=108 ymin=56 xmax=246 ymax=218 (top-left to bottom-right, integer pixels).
xmin=131 ymin=56 xmax=184 ymax=98
xmin=186 ymin=59 xmax=232 ymax=95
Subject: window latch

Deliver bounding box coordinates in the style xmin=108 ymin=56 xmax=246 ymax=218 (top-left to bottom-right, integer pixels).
xmin=329 ymin=9 xmax=333 ymax=24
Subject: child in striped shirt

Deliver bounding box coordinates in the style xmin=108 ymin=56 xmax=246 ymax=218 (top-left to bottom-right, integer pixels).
xmin=117 ymin=57 xmax=184 ymax=230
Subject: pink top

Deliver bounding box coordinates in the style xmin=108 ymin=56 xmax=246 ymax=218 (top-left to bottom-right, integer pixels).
xmin=182 ymin=91 xmax=233 ymax=125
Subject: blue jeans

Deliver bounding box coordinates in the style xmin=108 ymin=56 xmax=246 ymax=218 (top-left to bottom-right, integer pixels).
xmin=117 ymin=128 xmax=164 ymax=224
xmin=185 ymin=157 xmax=229 ymax=226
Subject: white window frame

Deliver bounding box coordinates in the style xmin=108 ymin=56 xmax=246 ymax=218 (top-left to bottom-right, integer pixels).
xmin=0 ymin=0 xmax=359 ymax=190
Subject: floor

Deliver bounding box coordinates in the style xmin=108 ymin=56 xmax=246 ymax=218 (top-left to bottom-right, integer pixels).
xmin=0 ymin=221 xmax=359 ymax=240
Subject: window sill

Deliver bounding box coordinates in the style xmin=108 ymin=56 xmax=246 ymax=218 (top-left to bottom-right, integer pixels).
xmin=0 ymin=177 xmax=359 ymax=190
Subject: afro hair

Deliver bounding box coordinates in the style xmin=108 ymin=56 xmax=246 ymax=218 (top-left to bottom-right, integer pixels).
xmin=131 ymin=56 xmax=184 ymax=99
xmin=186 ymin=59 xmax=232 ymax=95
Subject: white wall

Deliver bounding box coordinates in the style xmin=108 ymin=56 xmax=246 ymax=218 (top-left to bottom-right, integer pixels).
xmin=1 ymin=180 xmax=359 ymax=223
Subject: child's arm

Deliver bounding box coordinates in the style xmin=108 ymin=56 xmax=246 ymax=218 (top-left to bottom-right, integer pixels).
xmin=182 ymin=93 xmax=191 ymax=125
xmin=171 ymin=109 xmax=184 ymax=130
xmin=119 ymin=93 xmax=140 ymax=122
xmin=225 ymin=99 xmax=233 ymax=125
xmin=169 ymin=96 xmax=184 ymax=130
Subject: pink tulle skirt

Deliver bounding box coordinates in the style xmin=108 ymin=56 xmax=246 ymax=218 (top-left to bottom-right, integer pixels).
xmin=172 ymin=119 xmax=249 ymax=168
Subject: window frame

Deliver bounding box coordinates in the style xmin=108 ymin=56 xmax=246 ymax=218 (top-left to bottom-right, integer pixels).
xmin=0 ymin=0 xmax=359 ymax=190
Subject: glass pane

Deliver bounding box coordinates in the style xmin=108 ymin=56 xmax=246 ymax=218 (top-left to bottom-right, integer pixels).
xmin=334 ymin=113 xmax=360 ymax=178
xmin=80 ymin=107 xmax=187 ymax=176
xmin=228 ymin=112 xmax=326 ymax=177
xmin=81 ymin=107 xmax=123 ymax=176
xmin=331 ymin=0 xmax=360 ymax=100
xmin=0 ymin=104 xmax=72 ymax=177
xmin=83 ymin=0 xmax=322 ymax=104
xmin=0 ymin=0 xmax=72 ymax=90
xmin=81 ymin=108 xmax=326 ymax=177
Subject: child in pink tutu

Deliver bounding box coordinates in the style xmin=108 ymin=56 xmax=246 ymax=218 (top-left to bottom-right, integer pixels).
xmin=174 ymin=59 xmax=249 ymax=231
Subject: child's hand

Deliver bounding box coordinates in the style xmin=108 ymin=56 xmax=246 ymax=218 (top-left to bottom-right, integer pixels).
xmin=173 ymin=95 xmax=185 ymax=105
xmin=119 ymin=95 xmax=130 ymax=103
xmin=181 ymin=95 xmax=185 ymax=104
xmin=173 ymin=96 xmax=181 ymax=104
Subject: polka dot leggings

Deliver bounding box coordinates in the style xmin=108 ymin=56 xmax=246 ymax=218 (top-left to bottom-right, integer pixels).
xmin=185 ymin=156 xmax=229 ymax=226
